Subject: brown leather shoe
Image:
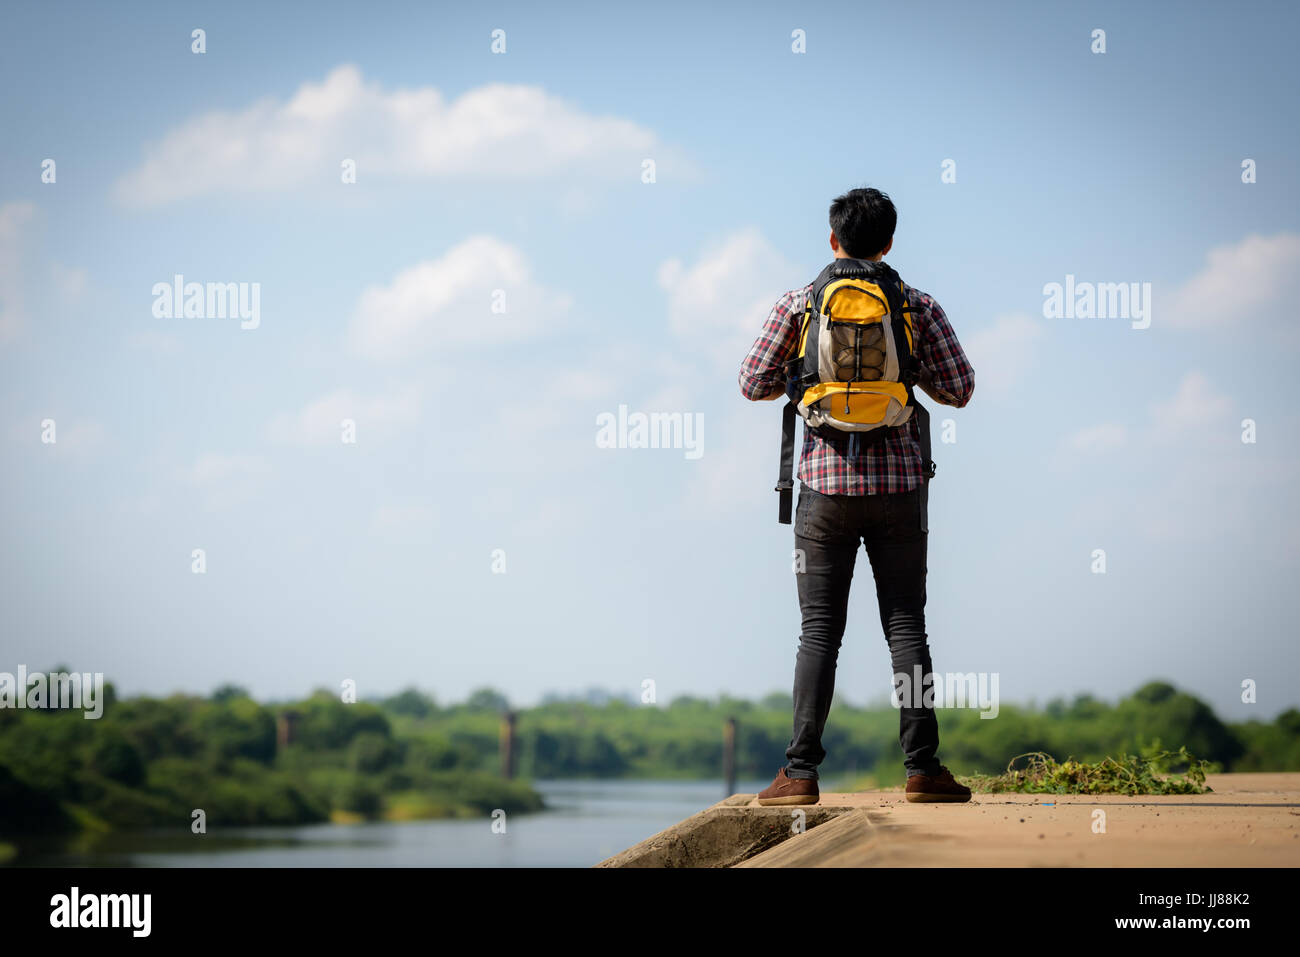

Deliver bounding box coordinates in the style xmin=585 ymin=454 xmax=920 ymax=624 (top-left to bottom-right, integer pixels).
xmin=905 ymin=766 xmax=972 ymax=803
xmin=757 ymin=768 xmax=819 ymax=806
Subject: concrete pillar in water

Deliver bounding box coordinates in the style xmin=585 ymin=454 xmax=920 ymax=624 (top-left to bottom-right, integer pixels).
xmin=276 ymin=710 xmax=299 ymax=752
xmin=500 ymin=710 xmax=518 ymax=779
xmin=723 ymin=716 xmax=737 ymax=797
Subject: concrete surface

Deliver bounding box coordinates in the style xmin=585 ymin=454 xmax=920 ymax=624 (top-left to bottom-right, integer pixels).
xmin=596 ymin=794 xmax=848 ymax=868
xmin=600 ymin=773 xmax=1300 ymax=868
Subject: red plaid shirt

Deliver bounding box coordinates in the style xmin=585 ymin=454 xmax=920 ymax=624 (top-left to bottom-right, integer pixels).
xmin=739 ymin=279 xmax=974 ymax=494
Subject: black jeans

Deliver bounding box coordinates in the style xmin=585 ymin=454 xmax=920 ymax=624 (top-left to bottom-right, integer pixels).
xmin=785 ymin=483 xmax=941 ymax=780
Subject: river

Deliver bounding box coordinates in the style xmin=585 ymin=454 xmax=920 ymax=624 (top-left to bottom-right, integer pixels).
xmin=18 ymin=778 xmax=772 ymax=868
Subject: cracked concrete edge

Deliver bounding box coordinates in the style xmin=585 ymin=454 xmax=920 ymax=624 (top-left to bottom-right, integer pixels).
xmin=713 ymin=793 xmax=758 ymax=808
xmin=595 ymin=800 xmax=849 ymax=868
xmin=735 ymin=808 xmax=878 ymax=868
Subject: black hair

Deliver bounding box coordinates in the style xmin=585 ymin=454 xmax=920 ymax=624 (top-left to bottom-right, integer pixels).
xmin=828 ymin=187 xmax=897 ymax=259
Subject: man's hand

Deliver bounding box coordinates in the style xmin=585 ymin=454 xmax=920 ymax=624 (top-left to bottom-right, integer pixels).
xmin=915 ymin=363 xmax=959 ymax=406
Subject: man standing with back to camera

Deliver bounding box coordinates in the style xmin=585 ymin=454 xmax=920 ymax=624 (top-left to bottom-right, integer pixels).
xmin=739 ymin=187 xmax=975 ymax=805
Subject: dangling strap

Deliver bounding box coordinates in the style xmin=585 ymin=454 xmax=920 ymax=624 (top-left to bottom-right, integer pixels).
xmin=912 ymin=401 xmax=936 ymax=532
xmin=776 ymin=401 xmax=797 ymax=524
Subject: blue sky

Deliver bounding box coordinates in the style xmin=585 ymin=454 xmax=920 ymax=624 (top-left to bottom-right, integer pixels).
xmin=2 ymin=0 xmax=1298 ymax=721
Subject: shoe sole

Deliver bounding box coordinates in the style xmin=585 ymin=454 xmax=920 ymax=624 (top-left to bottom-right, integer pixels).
xmin=756 ymin=794 xmax=820 ymax=806
xmin=905 ymin=792 xmax=971 ymax=803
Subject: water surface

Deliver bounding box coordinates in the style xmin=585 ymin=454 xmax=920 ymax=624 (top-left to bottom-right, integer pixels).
xmin=22 ymin=778 xmax=771 ymax=868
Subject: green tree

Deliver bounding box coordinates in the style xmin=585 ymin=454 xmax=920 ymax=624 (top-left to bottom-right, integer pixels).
xmin=466 ymin=688 xmax=510 ymax=713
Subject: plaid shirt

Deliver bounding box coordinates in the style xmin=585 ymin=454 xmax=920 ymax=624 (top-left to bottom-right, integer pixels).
xmin=739 ymin=279 xmax=974 ymax=494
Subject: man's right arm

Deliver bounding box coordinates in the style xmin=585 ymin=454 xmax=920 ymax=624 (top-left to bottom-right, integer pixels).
xmin=739 ymin=288 xmax=803 ymax=401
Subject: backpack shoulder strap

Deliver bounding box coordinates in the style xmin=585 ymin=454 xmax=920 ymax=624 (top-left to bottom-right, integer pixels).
xmin=784 ymin=293 xmax=813 ymax=400
xmin=884 ymin=278 xmax=920 ymax=386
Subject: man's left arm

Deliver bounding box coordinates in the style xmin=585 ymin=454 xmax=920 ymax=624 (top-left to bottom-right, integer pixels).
xmin=739 ymin=289 xmax=803 ymax=401
xmin=913 ymin=294 xmax=975 ymax=408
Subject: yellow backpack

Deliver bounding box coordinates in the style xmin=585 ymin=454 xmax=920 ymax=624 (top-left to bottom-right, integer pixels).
xmin=774 ymin=259 xmax=934 ymax=523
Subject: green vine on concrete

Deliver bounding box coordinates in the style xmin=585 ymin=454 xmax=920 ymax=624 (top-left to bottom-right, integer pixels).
xmin=961 ymin=747 xmax=1212 ymax=795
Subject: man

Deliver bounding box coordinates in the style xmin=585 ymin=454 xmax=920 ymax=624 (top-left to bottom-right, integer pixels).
xmin=738 ymin=187 xmax=975 ymax=805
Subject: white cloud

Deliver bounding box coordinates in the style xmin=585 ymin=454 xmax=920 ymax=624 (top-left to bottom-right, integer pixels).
xmin=1126 ymin=374 xmax=1285 ymax=545
xmin=1164 ymin=233 xmax=1300 ymax=329
xmin=1057 ymin=371 xmax=1230 ymax=465
xmin=58 ymin=419 xmax=107 ymax=453
xmin=267 ymin=385 xmax=422 ymax=446
xmin=370 ymin=502 xmax=438 ymax=542
xmin=1150 ymin=370 xmax=1232 ymax=436
xmin=50 ymin=263 xmax=88 ymax=301
xmin=1136 ymin=450 xmax=1299 ymax=546
xmin=1051 ymin=373 xmax=1282 ymax=549
xmin=0 ymin=202 xmax=36 ymax=343
xmin=473 ymin=360 xmax=620 ymax=457
xmin=962 ymin=313 xmax=1043 ymax=398
xmin=658 ymin=228 xmax=804 ymax=368
xmin=665 ymin=405 xmax=777 ymax=523
xmin=114 ymin=65 xmax=661 ymax=206
xmin=349 ymin=235 xmax=570 ymax=361
xmin=26 ymin=418 xmax=107 ymax=457
xmin=639 ymin=383 xmax=694 ymax=415
xmin=7 ymin=416 xmax=106 ymax=457
xmin=180 ymin=452 xmax=269 ymax=485
xmin=1065 ymin=423 xmax=1128 ymax=455
xmin=177 ymin=452 xmax=270 ymax=509
xmin=129 ymin=330 xmax=184 ymax=356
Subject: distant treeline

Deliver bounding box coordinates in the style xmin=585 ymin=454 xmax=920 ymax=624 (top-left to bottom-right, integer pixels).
xmin=0 ymin=678 xmax=1294 ymax=839
xmin=0 ymin=683 xmax=542 ymax=838
xmin=387 ymin=681 xmax=1298 ymax=786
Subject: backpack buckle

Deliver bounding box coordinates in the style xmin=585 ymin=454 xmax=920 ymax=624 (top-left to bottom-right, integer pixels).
xmin=775 ymin=480 xmax=794 ymax=493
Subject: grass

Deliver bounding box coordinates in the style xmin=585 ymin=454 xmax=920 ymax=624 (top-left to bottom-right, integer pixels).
xmin=381 ymin=791 xmax=476 ymax=821
xmin=960 ymin=748 xmax=1213 ymax=795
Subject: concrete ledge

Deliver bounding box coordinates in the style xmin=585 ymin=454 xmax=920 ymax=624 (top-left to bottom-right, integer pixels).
xmin=595 ymin=796 xmax=848 ymax=868
xmin=599 ymin=774 xmax=1300 ymax=868
xmin=736 ymin=808 xmax=876 ymax=867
